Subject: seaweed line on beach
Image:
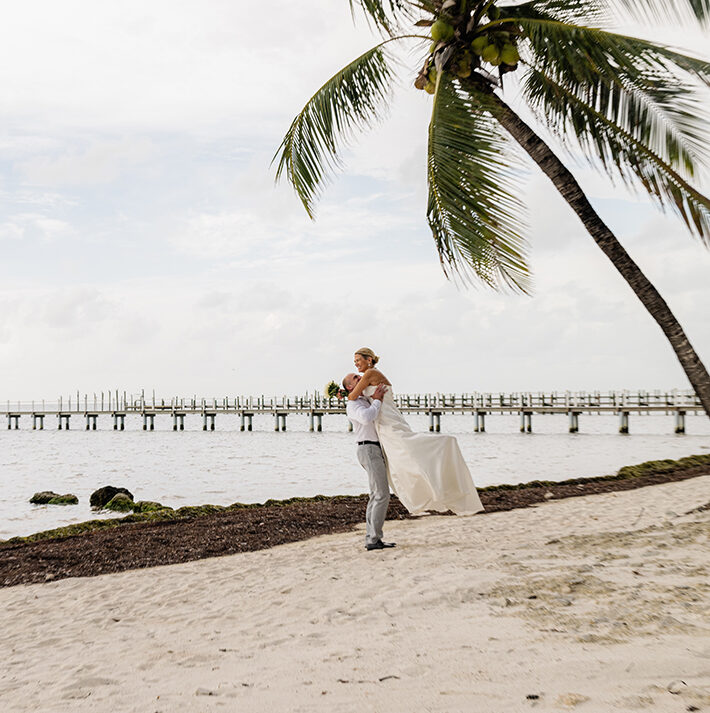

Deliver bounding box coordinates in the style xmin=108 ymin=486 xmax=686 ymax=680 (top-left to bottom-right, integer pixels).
xmin=1 ymin=453 xmax=709 ymax=588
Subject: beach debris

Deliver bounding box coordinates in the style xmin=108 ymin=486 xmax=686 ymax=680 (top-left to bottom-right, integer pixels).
xmin=544 ymin=491 xmax=555 ymax=500
xmin=90 ymin=485 xmax=134 ymax=509
xmin=556 ymin=692 xmax=590 ymax=707
xmin=526 ymin=693 xmax=540 ymax=700
xmin=105 ymin=493 xmax=135 ymax=512
xmin=30 ymin=491 xmax=78 ymax=505
xmin=668 ymin=680 xmax=688 ymax=694
xmin=195 ymin=687 xmax=220 ymax=696
xmin=685 ymin=501 xmax=710 ymax=515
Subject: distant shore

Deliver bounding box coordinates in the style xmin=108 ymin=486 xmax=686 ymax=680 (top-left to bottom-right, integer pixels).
xmin=1 ymin=454 xmax=709 ymax=588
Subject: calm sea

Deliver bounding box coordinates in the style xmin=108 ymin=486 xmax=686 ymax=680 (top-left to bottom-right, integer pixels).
xmin=1 ymin=412 xmax=709 ymax=539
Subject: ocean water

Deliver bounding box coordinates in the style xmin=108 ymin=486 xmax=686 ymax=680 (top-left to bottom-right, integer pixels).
xmin=1 ymin=412 xmax=709 ymax=539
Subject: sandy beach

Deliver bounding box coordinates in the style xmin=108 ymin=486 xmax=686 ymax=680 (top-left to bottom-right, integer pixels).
xmin=1 ymin=475 xmax=709 ymax=712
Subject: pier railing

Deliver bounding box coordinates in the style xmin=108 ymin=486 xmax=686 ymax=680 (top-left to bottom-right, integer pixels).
xmin=1 ymin=388 xmax=703 ymax=414
xmin=0 ymin=389 xmax=703 ymax=434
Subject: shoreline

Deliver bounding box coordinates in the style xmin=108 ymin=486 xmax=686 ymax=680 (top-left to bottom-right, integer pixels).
xmin=1 ymin=473 xmax=708 ymax=711
xmin=1 ymin=453 xmax=709 ymax=588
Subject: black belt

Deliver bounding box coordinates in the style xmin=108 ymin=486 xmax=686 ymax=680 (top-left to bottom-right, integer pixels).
xmin=357 ymin=440 xmax=381 ymax=447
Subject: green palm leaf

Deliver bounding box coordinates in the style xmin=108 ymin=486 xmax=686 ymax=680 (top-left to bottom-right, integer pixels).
xmin=348 ymin=0 xmax=429 ymax=36
xmin=522 ymin=0 xmax=710 ymax=26
xmin=523 ymin=66 xmax=710 ymax=242
xmin=610 ymin=0 xmax=710 ymax=26
xmin=427 ymin=74 xmax=531 ymax=293
xmin=273 ymin=43 xmax=396 ymax=218
xmin=511 ymin=13 xmax=710 ymax=175
xmin=511 ymin=9 xmax=710 ymax=85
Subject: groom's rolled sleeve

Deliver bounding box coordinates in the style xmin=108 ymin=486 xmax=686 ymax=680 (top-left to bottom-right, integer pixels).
xmin=346 ymin=399 xmax=382 ymax=424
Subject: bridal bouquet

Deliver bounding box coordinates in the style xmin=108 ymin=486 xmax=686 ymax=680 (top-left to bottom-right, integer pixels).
xmin=324 ymin=380 xmax=347 ymax=400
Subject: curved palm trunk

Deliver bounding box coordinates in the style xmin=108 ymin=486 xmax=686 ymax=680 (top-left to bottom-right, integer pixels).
xmin=491 ymin=94 xmax=710 ymax=419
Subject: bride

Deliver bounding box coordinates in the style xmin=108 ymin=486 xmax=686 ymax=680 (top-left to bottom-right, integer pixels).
xmin=345 ymin=347 xmax=483 ymax=515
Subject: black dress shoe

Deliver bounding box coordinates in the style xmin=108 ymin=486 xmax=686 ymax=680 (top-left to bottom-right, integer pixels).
xmin=365 ymin=540 xmax=396 ymax=550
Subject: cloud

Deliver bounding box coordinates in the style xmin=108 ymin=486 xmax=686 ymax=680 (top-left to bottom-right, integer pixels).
xmin=18 ymin=137 xmax=157 ymax=186
xmin=0 ymin=213 xmax=74 ymax=242
xmin=0 ymin=1 xmax=708 ymax=402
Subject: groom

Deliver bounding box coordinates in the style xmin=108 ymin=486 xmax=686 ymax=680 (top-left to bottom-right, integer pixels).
xmin=342 ymin=373 xmax=396 ymax=551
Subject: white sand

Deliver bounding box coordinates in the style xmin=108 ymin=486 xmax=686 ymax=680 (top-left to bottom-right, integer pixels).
xmin=1 ymin=477 xmax=709 ymax=713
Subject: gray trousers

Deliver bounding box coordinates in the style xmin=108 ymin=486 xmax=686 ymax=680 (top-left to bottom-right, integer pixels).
xmin=357 ymin=444 xmax=390 ymax=545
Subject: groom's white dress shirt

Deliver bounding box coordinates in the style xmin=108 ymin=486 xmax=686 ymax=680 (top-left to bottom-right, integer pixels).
xmin=346 ymin=397 xmax=381 ymax=442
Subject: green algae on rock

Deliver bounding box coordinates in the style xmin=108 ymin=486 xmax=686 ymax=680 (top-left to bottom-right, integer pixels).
xmin=104 ymin=493 xmax=135 ymax=512
xmin=90 ymin=486 xmax=134 ymax=509
xmin=479 ymin=453 xmax=710 ymax=493
xmin=30 ymin=492 xmax=78 ymax=505
xmin=132 ymin=500 xmax=171 ymax=513
xmin=175 ymin=504 xmax=226 ymax=518
xmin=47 ymin=494 xmax=79 ymax=505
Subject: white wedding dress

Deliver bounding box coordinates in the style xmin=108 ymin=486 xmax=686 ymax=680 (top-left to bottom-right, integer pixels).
xmin=364 ymin=385 xmax=484 ymax=515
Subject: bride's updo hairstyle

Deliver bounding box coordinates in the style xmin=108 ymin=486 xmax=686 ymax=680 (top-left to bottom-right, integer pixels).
xmin=355 ymin=347 xmax=379 ymax=368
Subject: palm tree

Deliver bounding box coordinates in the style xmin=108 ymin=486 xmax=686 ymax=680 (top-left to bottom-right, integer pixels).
xmin=274 ymin=0 xmax=710 ymax=418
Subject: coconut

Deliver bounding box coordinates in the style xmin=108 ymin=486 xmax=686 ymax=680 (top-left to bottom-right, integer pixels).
xmin=471 ymin=36 xmax=488 ymax=55
xmin=481 ymin=44 xmax=500 ymax=63
xmin=424 ymin=82 xmax=436 ymax=95
xmin=500 ymin=43 xmax=520 ymax=65
xmin=431 ymin=19 xmax=455 ymax=43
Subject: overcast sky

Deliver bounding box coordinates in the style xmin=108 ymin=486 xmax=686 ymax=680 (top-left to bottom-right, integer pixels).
xmin=1 ymin=1 xmax=709 ymax=400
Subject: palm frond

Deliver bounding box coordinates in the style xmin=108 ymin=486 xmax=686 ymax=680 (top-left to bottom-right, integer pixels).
xmin=518 ymin=0 xmax=710 ymax=27
xmin=609 ymin=0 xmax=710 ymax=26
xmin=274 ymin=43 xmax=396 ymax=218
xmin=509 ymin=12 xmax=710 ymax=175
xmin=523 ymin=66 xmax=710 ymax=242
xmin=511 ymin=9 xmax=710 ymax=86
xmin=348 ymin=0 xmax=424 ymax=36
xmin=427 ymin=74 xmax=531 ymax=293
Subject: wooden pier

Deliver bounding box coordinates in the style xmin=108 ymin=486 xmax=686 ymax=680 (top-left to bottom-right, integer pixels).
xmin=0 ymin=389 xmax=703 ymax=434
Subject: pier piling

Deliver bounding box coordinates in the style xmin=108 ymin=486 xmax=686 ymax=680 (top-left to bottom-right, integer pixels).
xmin=520 ymin=411 xmax=532 ymax=433
xmin=474 ymin=411 xmax=486 ymax=433
xmin=619 ymin=411 xmax=630 ymax=434
xmin=309 ymin=412 xmax=324 ymax=432
xmin=240 ymin=413 xmax=253 ymax=431
xmin=32 ymin=414 xmax=44 ymax=430
xmin=568 ymin=412 xmax=580 ymax=433
xmin=675 ymin=410 xmax=686 ymax=434
xmin=202 ymin=413 xmax=216 ymax=431
xmin=85 ymin=414 xmax=98 ymax=431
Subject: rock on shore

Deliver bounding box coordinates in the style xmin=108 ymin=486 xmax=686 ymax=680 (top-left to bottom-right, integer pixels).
xmin=90 ymin=486 xmax=134 ymax=509
xmin=29 ymin=492 xmax=78 ymax=505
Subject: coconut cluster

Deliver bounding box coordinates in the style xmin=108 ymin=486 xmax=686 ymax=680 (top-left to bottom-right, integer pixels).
xmin=414 ymin=2 xmax=522 ymax=94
